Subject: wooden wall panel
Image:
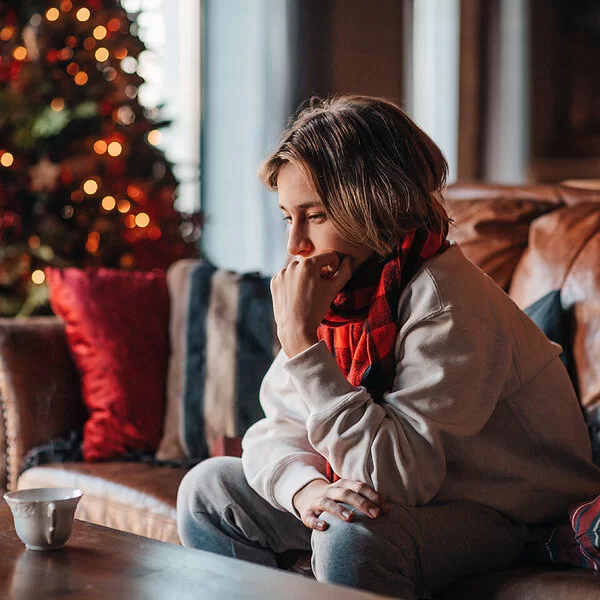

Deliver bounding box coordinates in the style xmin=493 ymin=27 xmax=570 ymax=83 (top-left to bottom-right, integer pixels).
xmin=329 ymin=0 xmax=404 ymax=103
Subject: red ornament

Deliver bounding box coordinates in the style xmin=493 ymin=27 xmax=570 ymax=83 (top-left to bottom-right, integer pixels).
xmin=100 ymin=101 xmax=113 ymax=117
xmin=60 ymin=168 xmax=73 ymax=185
xmin=4 ymin=10 xmax=16 ymax=26
xmin=0 ymin=60 xmax=22 ymax=82
xmin=106 ymin=159 xmax=125 ymax=178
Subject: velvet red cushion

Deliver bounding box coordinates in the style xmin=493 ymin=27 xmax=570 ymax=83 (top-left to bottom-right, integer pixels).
xmin=46 ymin=267 xmax=170 ymax=461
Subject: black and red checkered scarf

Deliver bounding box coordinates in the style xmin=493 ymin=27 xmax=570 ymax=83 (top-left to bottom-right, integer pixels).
xmin=317 ymin=227 xmax=449 ymax=481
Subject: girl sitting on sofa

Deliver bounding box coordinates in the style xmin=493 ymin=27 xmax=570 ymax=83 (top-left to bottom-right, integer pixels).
xmin=177 ymin=96 xmax=600 ymax=599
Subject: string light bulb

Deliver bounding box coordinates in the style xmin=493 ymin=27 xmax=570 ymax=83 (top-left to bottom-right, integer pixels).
xmin=120 ymin=56 xmax=137 ymax=74
xmin=102 ymin=67 xmax=117 ymax=81
xmin=86 ymin=232 xmax=100 ymax=253
xmin=117 ymin=200 xmax=131 ymax=213
xmin=114 ymin=47 xmax=128 ymax=60
xmin=51 ymin=98 xmax=65 ymax=112
xmin=102 ymin=196 xmax=116 ymax=211
xmin=95 ymin=47 xmax=109 ymax=62
xmin=135 ymin=213 xmax=150 ymax=228
xmin=31 ymin=270 xmax=46 ymax=285
xmin=93 ymin=140 xmax=107 ymax=154
xmin=93 ymin=26 xmax=107 ymax=40
xmin=83 ymin=37 xmax=96 ymax=51
xmin=60 ymin=0 xmax=73 ymax=10
xmin=57 ymin=47 xmax=73 ymax=61
xmin=107 ymin=141 xmax=122 ymax=157
xmin=127 ymin=185 xmax=142 ymax=200
xmin=76 ymin=8 xmax=90 ymax=22
xmin=83 ymin=179 xmax=98 ymax=194
xmin=74 ymin=72 xmax=88 ymax=86
xmin=0 ymin=26 xmax=15 ymax=41
xmin=124 ymin=214 xmax=136 ymax=228
xmin=120 ymin=254 xmax=135 ymax=268
xmin=0 ymin=152 xmax=14 ymax=167
xmin=147 ymin=130 xmax=161 ymax=146
xmin=13 ymin=46 xmax=27 ymax=61
xmin=107 ymin=18 xmax=121 ymax=32
xmin=28 ymin=236 xmax=41 ymax=249
xmin=116 ymin=106 xmax=135 ymax=125
xmin=66 ymin=62 xmax=79 ymax=75
xmin=46 ymin=8 xmax=60 ymax=21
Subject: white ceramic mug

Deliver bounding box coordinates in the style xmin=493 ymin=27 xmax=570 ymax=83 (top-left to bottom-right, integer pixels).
xmin=4 ymin=487 xmax=83 ymax=551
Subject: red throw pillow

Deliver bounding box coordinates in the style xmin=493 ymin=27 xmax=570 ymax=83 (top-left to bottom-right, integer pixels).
xmin=46 ymin=267 xmax=170 ymax=461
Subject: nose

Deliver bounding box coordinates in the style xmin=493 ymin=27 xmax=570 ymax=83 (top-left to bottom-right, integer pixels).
xmin=287 ymin=221 xmax=313 ymax=257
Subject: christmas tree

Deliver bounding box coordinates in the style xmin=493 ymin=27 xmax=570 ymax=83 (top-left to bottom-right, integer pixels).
xmin=0 ymin=0 xmax=200 ymax=316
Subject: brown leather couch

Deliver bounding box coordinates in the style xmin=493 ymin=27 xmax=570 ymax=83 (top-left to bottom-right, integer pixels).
xmin=1 ymin=182 xmax=599 ymax=597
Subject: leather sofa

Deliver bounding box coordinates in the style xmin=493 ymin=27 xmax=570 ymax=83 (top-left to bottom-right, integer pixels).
xmin=1 ymin=181 xmax=599 ymax=597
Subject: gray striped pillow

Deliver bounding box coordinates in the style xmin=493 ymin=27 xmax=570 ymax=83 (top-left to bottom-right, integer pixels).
xmin=156 ymin=260 xmax=279 ymax=462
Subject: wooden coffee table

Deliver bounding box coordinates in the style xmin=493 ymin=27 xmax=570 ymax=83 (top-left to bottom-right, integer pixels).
xmin=0 ymin=503 xmax=391 ymax=599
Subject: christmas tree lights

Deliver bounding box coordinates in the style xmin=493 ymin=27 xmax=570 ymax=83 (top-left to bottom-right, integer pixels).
xmin=0 ymin=0 xmax=201 ymax=316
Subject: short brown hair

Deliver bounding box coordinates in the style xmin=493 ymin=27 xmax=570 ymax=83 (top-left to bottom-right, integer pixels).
xmin=259 ymin=95 xmax=451 ymax=256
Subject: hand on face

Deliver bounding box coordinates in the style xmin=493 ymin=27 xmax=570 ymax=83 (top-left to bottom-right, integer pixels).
xmin=270 ymin=251 xmax=352 ymax=358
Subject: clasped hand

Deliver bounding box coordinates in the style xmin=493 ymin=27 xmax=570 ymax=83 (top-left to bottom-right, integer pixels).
xmin=293 ymin=478 xmax=390 ymax=530
xmin=270 ymin=251 xmax=352 ymax=358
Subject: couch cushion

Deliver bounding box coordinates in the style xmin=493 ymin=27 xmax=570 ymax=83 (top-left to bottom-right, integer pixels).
xmin=17 ymin=463 xmax=187 ymax=544
xmin=438 ymin=566 xmax=600 ymax=600
xmin=508 ymin=204 xmax=600 ymax=309
xmin=444 ymin=184 xmax=559 ymax=290
xmin=509 ymin=203 xmax=600 ymax=463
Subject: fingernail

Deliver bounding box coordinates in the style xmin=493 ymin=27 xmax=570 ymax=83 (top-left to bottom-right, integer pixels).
xmin=368 ymin=508 xmax=380 ymax=518
xmin=317 ymin=521 xmax=326 ymax=530
xmin=342 ymin=510 xmax=352 ymax=520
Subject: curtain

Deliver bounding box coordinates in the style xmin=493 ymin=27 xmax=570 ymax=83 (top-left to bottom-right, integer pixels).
xmin=200 ymin=0 xmax=296 ymax=274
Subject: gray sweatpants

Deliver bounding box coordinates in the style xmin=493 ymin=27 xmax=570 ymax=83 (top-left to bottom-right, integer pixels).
xmin=177 ymin=457 xmax=538 ymax=599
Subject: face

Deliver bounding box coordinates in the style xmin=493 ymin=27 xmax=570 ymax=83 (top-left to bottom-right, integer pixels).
xmin=277 ymin=162 xmax=372 ymax=271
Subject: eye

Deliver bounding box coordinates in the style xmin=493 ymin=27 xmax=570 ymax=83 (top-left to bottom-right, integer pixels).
xmin=281 ymin=215 xmax=292 ymax=225
xmin=308 ymin=213 xmax=326 ymax=223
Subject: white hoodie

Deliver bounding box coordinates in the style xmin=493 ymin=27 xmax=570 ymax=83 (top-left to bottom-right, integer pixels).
xmin=242 ymin=244 xmax=600 ymax=524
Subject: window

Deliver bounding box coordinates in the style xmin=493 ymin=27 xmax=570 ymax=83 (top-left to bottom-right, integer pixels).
xmin=406 ymin=0 xmax=460 ymax=181
xmin=121 ymin=0 xmax=201 ymax=213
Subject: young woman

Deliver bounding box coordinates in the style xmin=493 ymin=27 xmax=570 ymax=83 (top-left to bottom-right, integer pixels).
xmin=177 ymin=96 xmax=600 ymax=599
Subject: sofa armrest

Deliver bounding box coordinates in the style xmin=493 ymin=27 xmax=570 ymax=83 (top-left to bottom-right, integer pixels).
xmin=0 ymin=317 xmax=87 ymax=490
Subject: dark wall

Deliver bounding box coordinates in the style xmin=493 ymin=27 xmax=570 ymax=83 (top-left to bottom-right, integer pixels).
xmin=529 ymin=0 xmax=600 ymax=181
xmin=294 ymin=0 xmax=405 ymax=108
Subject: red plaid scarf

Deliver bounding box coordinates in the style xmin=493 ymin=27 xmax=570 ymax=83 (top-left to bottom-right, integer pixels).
xmin=317 ymin=227 xmax=449 ymax=481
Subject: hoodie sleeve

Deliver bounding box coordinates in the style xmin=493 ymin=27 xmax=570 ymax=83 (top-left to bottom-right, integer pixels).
xmin=241 ymin=350 xmax=329 ymax=515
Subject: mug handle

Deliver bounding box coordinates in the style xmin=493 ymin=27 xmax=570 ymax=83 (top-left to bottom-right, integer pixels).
xmin=47 ymin=502 xmax=56 ymax=545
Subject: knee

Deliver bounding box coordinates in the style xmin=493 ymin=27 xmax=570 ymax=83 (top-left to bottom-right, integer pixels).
xmin=311 ymin=505 xmax=421 ymax=589
xmin=311 ymin=510 xmax=376 ymax=583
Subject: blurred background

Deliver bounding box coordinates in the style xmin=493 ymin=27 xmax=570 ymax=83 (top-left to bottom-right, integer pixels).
xmin=0 ymin=0 xmax=598 ymax=313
